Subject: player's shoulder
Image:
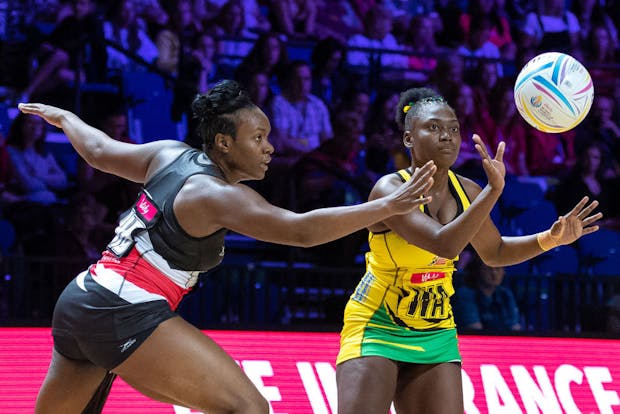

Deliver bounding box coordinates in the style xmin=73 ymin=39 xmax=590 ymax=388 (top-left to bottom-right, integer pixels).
xmin=452 ymin=173 xmax=483 ymax=198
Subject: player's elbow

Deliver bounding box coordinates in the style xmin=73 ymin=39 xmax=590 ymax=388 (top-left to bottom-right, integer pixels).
xmin=428 ymin=240 xmax=461 ymax=260
xmin=82 ymin=140 xmax=107 ymax=170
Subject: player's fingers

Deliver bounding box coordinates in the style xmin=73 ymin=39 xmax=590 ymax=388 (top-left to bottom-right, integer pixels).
xmin=581 ymin=225 xmax=600 ymax=236
xmin=413 ymin=195 xmax=432 ymax=206
xmin=582 ymin=212 xmax=603 ymax=226
xmin=473 ymin=135 xmax=490 ymax=159
xmin=494 ymin=141 xmax=506 ymax=163
xmin=577 ymin=200 xmax=599 ymax=220
xmin=567 ymin=196 xmax=589 ymax=217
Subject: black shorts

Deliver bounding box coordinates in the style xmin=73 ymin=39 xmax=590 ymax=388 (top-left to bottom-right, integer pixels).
xmin=52 ymin=271 xmax=177 ymax=370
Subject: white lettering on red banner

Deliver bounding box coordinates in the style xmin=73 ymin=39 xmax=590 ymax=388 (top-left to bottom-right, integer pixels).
xmin=1 ymin=329 xmax=619 ymax=413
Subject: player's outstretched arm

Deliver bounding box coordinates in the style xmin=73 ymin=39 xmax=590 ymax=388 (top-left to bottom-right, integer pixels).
xmin=537 ymin=196 xmax=602 ymax=250
xmin=212 ymin=161 xmax=437 ymax=247
xmin=18 ymin=103 xmax=185 ymax=183
xmin=473 ymin=196 xmax=603 ymax=267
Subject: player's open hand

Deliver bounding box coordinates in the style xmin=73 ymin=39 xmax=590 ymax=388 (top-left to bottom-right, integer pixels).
xmin=388 ymin=160 xmax=436 ymax=215
xmin=474 ymin=134 xmax=505 ymax=192
xmin=548 ymin=196 xmax=603 ymax=245
xmin=17 ymin=103 xmax=70 ymax=129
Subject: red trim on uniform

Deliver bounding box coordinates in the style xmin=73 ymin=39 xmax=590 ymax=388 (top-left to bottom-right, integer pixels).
xmin=94 ymin=249 xmax=190 ymax=309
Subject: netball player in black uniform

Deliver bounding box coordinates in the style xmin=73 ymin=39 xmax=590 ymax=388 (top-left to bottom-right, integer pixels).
xmin=18 ymin=80 xmax=438 ymax=413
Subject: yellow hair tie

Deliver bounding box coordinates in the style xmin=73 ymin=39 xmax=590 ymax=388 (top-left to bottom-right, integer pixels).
xmin=403 ymin=102 xmax=414 ymax=113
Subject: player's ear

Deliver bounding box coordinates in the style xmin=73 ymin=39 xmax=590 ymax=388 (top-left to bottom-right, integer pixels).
xmin=403 ymin=131 xmax=413 ymax=148
xmin=214 ymin=133 xmax=232 ymax=153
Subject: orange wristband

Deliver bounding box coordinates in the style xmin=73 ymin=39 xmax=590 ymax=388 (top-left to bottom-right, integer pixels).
xmin=537 ymin=230 xmax=558 ymax=252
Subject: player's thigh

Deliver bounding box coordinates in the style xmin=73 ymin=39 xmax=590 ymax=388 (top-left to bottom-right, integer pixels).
xmin=336 ymin=356 xmax=399 ymax=414
xmin=393 ymin=362 xmax=463 ymax=414
xmin=112 ymin=316 xmax=268 ymax=413
xmin=35 ymin=349 xmax=108 ymax=414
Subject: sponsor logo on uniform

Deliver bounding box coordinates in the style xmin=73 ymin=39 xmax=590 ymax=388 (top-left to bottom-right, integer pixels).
xmin=119 ymin=338 xmax=137 ymax=353
xmin=136 ymin=193 xmax=158 ymax=222
xmin=410 ymin=272 xmax=446 ymax=284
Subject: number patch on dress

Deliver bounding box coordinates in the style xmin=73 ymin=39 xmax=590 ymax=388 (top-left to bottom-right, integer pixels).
xmin=107 ymin=190 xmax=161 ymax=257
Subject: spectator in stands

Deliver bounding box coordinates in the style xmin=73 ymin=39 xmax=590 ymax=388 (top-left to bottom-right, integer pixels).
xmin=132 ymin=0 xmax=169 ymax=35
xmin=5 ymin=113 xmax=70 ymax=205
xmin=456 ymin=17 xmax=503 ymax=78
xmin=487 ymin=79 xmax=529 ymax=177
xmin=383 ymin=0 xmax=440 ymax=42
xmin=453 ymin=256 xmax=522 ymax=332
xmin=445 ymin=82 xmax=495 ymax=180
xmin=49 ymin=192 xmax=111 ymax=263
xmin=262 ymin=60 xmax=333 ymax=206
xmin=403 ymin=14 xmax=441 ymax=85
xmin=20 ymin=0 xmax=107 ymax=105
xmin=270 ymin=0 xmax=317 ymax=39
xmin=269 ymin=60 xmax=333 ymax=167
xmin=157 ymin=1 xmax=215 ymax=124
xmin=470 ymin=60 xmax=499 ymax=110
xmin=571 ymin=0 xmax=618 ymax=51
xmin=434 ymin=0 xmax=465 ymax=48
xmin=575 ymin=94 xmax=620 ymax=177
xmin=310 ymin=37 xmax=350 ymax=108
xmin=552 ymin=142 xmax=620 ymax=231
xmin=76 ymin=107 xmax=140 ymax=222
xmin=103 ymin=0 xmax=159 ymax=72
xmin=582 ymin=24 xmax=619 ymax=96
xmin=346 ymin=5 xmax=409 ymax=70
xmin=243 ymin=72 xmax=274 ymax=115
xmin=429 ymin=53 xmax=466 ymax=100
xmin=212 ymin=0 xmax=257 ymax=73
xmin=295 ymin=110 xmax=371 ymax=210
xmin=519 ymin=0 xmax=581 ymax=54
xmin=293 ymin=110 xmax=373 ymax=265
xmin=235 ymin=32 xmax=289 ymax=95
xmin=0 ymin=133 xmax=22 ymax=206
xmin=314 ymin=0 xmax=365 ymax=44
xmin=193 ymin=0 xmax=270 ymax=33
xmin=155 ymin=0 xmax=203 ymax=76
xmin=504 ymin=0 xmax=534 ymax=28
xmin=459 ymin=0 xmax=516 ymax=60
xmin=241 ymin=0 xmax=272 ymax=33
xmin=365 ymin=90 xmax=407 ymax=177
xmin=336 ymin=88 xmax=371 ymax=124
xmin=526 ymin=128 xmax=577 ymax=178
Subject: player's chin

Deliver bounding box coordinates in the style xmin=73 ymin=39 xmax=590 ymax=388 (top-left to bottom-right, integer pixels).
xmin=435 ymin=152 xmax=458 ymax=167
xmin=253 ymin=169 xmax=268 ymax=180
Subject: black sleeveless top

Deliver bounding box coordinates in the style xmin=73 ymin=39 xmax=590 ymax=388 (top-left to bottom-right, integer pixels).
xmin=107 ymin=148 xmax=228 ymax=271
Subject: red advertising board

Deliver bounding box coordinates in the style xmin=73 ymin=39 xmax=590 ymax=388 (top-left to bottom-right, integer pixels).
xmin=1 ymin=328 xmax=619 ymax=413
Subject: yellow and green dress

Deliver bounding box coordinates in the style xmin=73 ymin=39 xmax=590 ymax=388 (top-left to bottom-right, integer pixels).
xmin=337 ymin=169 xmax=471 ymax=365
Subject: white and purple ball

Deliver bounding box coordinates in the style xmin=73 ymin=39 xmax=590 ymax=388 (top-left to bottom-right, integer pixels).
xmin=514 ymin=52 xmax=594 ymax=133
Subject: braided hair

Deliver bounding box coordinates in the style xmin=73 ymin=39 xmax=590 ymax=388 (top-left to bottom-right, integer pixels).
xmin=395 ymin=87 xmax=452 ymax=130
xmin=190 ymin=80 xmax=256 ymax=151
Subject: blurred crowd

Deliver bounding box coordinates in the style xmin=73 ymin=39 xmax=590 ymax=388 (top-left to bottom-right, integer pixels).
xmin=0 ymin=0 xmax=619 ymax=326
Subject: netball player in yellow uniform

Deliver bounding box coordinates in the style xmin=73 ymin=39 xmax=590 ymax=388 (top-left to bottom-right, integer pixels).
xmin=336 ymin=87 xmax=602 ymax=414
